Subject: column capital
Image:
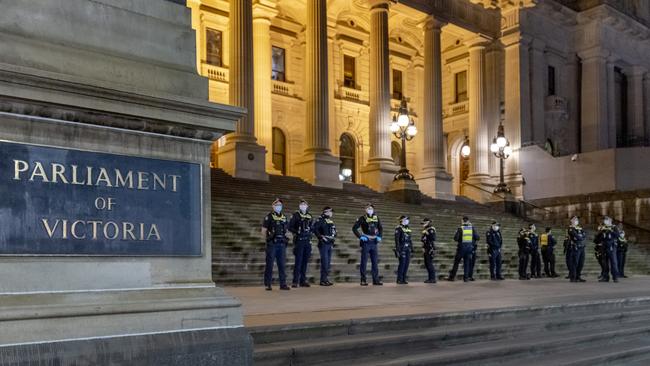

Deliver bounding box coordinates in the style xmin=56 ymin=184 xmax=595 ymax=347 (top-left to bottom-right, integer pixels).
xmin=500 ymin=32 xmax=532 ymax=48
xmin=368 ymin=0 xmax=391 ymax=12
xmin=578 ymin=47 xmax=610 ymax=61
xmin=464 ymin=34 xmax=492 ymax=50
xmin=422 ymin=15 xmax=446 ymax=31
xmin=252 ymin=0 xmax=278 ymax=21
xmin=627 ymin=65 xmax=648 ymax=77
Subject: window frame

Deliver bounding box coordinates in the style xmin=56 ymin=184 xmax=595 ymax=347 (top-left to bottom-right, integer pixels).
xmin=271 ymin=46 xmax=287 ymax=82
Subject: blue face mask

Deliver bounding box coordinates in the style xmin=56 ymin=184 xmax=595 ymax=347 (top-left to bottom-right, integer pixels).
xmin=273 ymin=205 xmax=283 ymax=213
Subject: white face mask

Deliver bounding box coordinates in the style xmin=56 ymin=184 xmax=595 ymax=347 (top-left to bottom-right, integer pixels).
xmin=492 ymin=225 xmax=500 ymax=231
xmin=402 ymin=219 xmax=409 ymax=226
xmin=604 ymin=219 xmax=612 ymax=226
xmin=273 ymin=205 xmax=282 ymax=213
xmin=529 ymin=225 xmax=536 ymax=232
xmin=366 ymin=209 xmax=374 ymax=216
xmin=325 ymin=211 xmax=333 ymax=218
xmin=299 ymin=204 xmax=308 ymax=212
xmin=571 ymin=219 xmax=579 ymax=227
xmin=620 ymin=232 xmax=626 ymax=238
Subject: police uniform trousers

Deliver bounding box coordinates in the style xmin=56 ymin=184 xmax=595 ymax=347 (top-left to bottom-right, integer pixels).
xmin=265 ymin=240 xmax=287 ymax=287
xmin=453 ymin=243 xmax=473 ymax=280
xmin=318 ymin=242 xmax=332 ymax=283
xmin=518 ymin=250 xmax=530 ymax=278
xmin=604 ymin=244 xmax=619 ymax=281
xmin=596 ymin=248 xmax=608 ymax=279
xmin=448 ymin=245 xmax=462 ymax=279
xmin=541 ymin=246 xmax=556 ymax=277
xmin=530 ymin=249 xmax=542 ymax=277
xmin=424 ymin=250 xmax=436 ymax=281
xmin=468 ymin=244 xmax=477 ymax=278
xmin=397 ymin=249 xmax=411 ymax=283
xmin=292 ymin=239 xmax=312 ymax=285
xmin=617 ymin=247 xmax=627 ymax=277
xmin=488 ymin=246 xmax=502 ymax=279
xmin=568 ymin=245 xmax=585 ymax=280
xmin=360 ymin=240 xmax=380 ymax=283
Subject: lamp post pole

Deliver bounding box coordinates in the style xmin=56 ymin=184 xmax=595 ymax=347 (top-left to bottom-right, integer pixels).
xmin=491 ymin=123 xmax=512 ymax=194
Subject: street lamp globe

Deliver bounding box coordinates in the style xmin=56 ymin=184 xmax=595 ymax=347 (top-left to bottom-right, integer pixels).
xmin=461 ymin=144 xmax=471 ymax=158
xmin=397 ymin=113 xmax=410 ymax=127
xmin=341 ymin=168 xmax=352 ymax=178
xmin=496 ymin=135 xmax=508 ymax=148
xmin=406 ymin=125 xmax=417 ymax=137
xmin=390 ymin=121 xmax=400 ymax=133
xmin=503 ymin=145 xmax=513 ymax=158
xmin=490 ymin=142 xmax=499 ymax=153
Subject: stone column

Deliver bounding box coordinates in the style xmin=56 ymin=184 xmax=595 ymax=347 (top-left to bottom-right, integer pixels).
xmin=606 ymin=58 xmax=618 ymax=148
xmin=218 ymin=0 xmax=268 ymax=181
xmin=252 ymin=1 xmax=279 ymax=174
xmin=418 ymin=15 xmax=453 ymax=200
xmin=295 ymin=0 xmax=342 ymax=188
xmin=464 ymin=35 xmax=491 ymax=199
xmin=627 ymin=66 xmax=647 ymax=146
xmin=485 ymin=46 xmax=502 ymax=180
xmin=530 ymin=39 xmax=546 ymax=146
xmin=500 ymin=32 xmax=528 ymax=199
xmin=360 ymin=0 xmax=398 ymax=192
xmin=579 ymin=47 xmax=610 ymax=152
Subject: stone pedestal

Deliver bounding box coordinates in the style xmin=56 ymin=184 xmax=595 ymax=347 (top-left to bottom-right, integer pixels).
xmin=217 ymin=137 xmax=269 ymax=181
xmin=360 ymin=161 xmax=399 ymax=192
xmin=387 ymin=178 xmax=422 ymax=205
xmin=295 ymin=152 xmax=342 ymax=189
xmin=418 ymin=170 xmax=455 ymax=201
xmin=487 ymin=192 xmax=523 ymax=217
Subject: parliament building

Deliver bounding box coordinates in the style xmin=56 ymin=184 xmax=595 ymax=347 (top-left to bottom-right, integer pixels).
xmin=188 ymin=0 xmax=650 ymax=203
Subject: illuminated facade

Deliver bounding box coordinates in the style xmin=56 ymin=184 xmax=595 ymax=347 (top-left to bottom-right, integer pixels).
xmin=188 ymin=0 xmax=650 ymax=202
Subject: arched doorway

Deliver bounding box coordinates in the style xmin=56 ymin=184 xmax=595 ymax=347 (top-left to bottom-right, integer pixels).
xmin=391 ymin=141 xmax=402 ymax=167
xmin=272 ymin=127 xmax=286 ymax=175
xmin=339 ymin=133 xmax=356 ymax=182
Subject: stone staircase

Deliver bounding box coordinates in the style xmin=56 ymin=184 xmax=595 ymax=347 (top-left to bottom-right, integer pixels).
xmin=251 ymin=297 xmax=650 ymax=366
xmin=210 ymin=169 xmax=650 ymax=286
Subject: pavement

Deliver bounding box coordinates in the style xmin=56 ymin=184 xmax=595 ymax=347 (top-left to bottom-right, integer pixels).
xmin=224 ymin=276 xmax=650 ymax=327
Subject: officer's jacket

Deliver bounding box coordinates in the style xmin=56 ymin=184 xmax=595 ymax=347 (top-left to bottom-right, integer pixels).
xmin=313 ymin=215 xmax=337 ymax=245
xmin=352 ymin=214 xmax=383 ymax=240
xmin=289 ymin=211 xmax=314 ymax=241
xmin=618 ymin=230 xmax=628 ymax=251
xmin=262 ymin=212 xmax=288 ymax=243
xmin=485 ymin=229 xmax=502 ymax=250
xmin=567 ymin=226 xmax=586 ymax=247
xmin=594 ymin=225 xmax=619 ymax=247
xmin=394 ymin=225 xmax=413 ymax=252
xmin=540 ymin=233 xmax=557 ymax=251
xmin=517 ymin=229 xmax=532 ymax=253
xmin=454 ymin=224 xmax=479 ymax=246
xmin=528 ymin=232 xmax=540 ymax=251
xmin=421 ymin=226 xmax=436 ymax=252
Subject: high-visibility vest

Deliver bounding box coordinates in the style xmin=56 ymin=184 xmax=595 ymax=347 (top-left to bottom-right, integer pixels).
xmin=462 ymin=226 xmax=473 ymax=244
xmin=540 ymin=233 xmax=548 ymax=247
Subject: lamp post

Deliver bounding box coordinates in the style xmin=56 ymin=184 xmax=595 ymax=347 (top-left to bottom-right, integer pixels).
xmin=490 ymin=122 xmax=512 ymax=193
xmin=390 ymin=98 xmax=417 ymax=181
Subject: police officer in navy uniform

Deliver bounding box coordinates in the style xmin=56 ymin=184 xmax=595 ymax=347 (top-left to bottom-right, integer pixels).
xmin=566 ymin=216 xmax=587 ymax=282
xmin=394 ymin=215 xmax=413 ymax=285
xmin=486 ymin=221 xmax=504 ymax=281
xmin=617 ymin=223 xmax=628 ymax=278
xmin=517 ymin=227 xmax=531 ymax=280
xmin=262 ymin=198 xmax=290 ymax=291
xmin=540 ymin=227 xmax=558 ymax=278
xmin=594 ymin=216 xmax=620 ymax=283
xmin=289 ymin=199 xmax=314 ymax=288
xmin=448 ymin=216 xmax=479 ymax=282
xmin=352 ymin=203 xmax=384 ymax=286
xmin=528 ymin=224 xmax=542 ymax=279
xmin=421 ymin=218 xmax=437 ymax=284
xmin=313 ymin=206 xmax=336 ymax=286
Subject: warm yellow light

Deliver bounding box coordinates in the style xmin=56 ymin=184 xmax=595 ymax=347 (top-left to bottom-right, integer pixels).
xmin=461 ymin=144 xmax=471 ymax=158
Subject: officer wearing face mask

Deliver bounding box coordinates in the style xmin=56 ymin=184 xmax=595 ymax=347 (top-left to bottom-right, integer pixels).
xmin=594 ymin=216 xmax=619 ymax=283
xmin=313 ymin=206 xmax=336 ymax=286
xmin=617 ymin=224 xmax=628 ymax=278
xmin=528 ymin=224 xmax=542 ymax=279
xmin=517 ymin=227 xmax=531 ymax=280
xmin=289 ymin=199 xmax=314 ymax=288
xmin=485 ymin=221 xmax=504 ymax=281
xmin=394 ymin=215 xmax=413 ymax=285
xmin=352 ymin=203 xmax=384 ymax=286
xmin=566 ymin=216 xmax=587 ymax=282
xmin=448 ymin=216 xmax=479 ymax=282
xmin=540 ymin=227 xmax=558 ymax=278
xmin=261 ymin=198 xmax=290 ymax=291
xmin=421 ymin=218 xmax=437 ymax=284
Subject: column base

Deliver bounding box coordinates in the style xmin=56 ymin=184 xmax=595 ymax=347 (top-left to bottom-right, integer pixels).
xmin=359 ymin=160 xmax=399 ymax=192
xmin=417 ymin=169 xmax=455 ymax=201
xmin=387 ymin=177 xmax=422 ymax=205
xmin=217 ymin=137 xmax=269 ymax=181
xmin=294 ymin=151 xmax=342 ymax=189
xmin=487 ymin=192 xmax=523 ymax=217
xmin=462 ymin=174 xmax=496 ymax=204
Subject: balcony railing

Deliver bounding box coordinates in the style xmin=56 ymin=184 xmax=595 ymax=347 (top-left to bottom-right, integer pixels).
xmin=445 ymin=100 xmax=469 ymax=117
xmin=335 ymin=85 xmax=369 ymax=104
xmin=271 ymin=80 xmax=298 ymax=98
xmin=201 ymin=63 xmax=229 ymax=83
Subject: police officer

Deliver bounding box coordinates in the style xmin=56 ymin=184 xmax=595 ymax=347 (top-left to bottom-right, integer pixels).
xmin=517 ymin=227 xmax=531 ymax=280
xmin=394 ymin=216 xmax=413 ymax=284
xmin=594 ymin=216 xmax=619 ymax=283
xmin=448 ymin=216 xmax=479 ymax=282
xmin=486 ymin=221 xmax=504 ymax=281
xmin=289 ymin=199 xmax=314 ymax=288
xmin=540 ymin=227 xmax=558 ymax=278
xmin=313 ymin=206 xmax=336 ymax=286
xmin=617 ymin=223 xmax=628 ymax=278
xmin=528 ymin=224 xmax=542 ymax=279
xmin=262 ymin=198 xmax=290 ymax=291
xmin=352 ymin=203 xmax=384 ymax=286
xmin=567 ymin=216 xmax=587 ymax=282
xmin=594 ymin=221 xmax=608 ymax=281
xmin=421 ymin=218 xmax=437 ymax=284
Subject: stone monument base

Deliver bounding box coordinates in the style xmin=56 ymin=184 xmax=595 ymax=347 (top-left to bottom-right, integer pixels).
xmin=387 ymin=178 xmax=422 ymax=205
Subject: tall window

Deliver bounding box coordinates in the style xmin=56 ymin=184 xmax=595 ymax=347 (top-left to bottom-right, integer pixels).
xmin=614 ymin=67 xmax=629 ymax=148
xmin=339 ymin=134 xmax=356 ymax=182
xmin=391 ymin=141 xmax=402 ymax=167
xmin=392 ymin=69 xmax=403 ymax=100
xmin=547 ymin=66 xmax=556 ymax=96
xmin=455 ymin=71 xmax=468 ymax=102
xmin=272 ymin=127 xmax=287 ymax=175
xmin=343 ymin=55 xmax=356 ymax=88
xmin=206 ymin=28 xmax=223 ymax=66
xmin=271 ymin=46 xmax=286 ymax=82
